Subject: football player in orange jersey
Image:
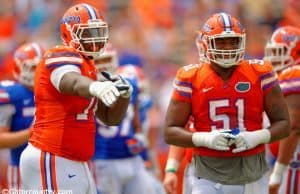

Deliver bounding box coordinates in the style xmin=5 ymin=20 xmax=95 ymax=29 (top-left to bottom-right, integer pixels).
xmin=164 ymin=12 xmax=290 ymax=194
xmin=264 ymin=26 xmax=300 ymax=194
xmin=19 ymin=3 xmax=132 ymax=194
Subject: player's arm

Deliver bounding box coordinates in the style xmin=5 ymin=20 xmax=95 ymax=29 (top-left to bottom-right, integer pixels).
xmin=163 ymin=146 xmax=186 ymax=194
xmin=0 ymin=129 xmax=30 ymax=149
xmin=0 ymin=105 xmax=30 ymax=148
xmin=95 ymin=96 xmax=130 ymax=126
xmin=277 ymin=94 xmax=300 ymax=163
xmin=264 ymin=85 xmax=291 ymax=142
xmin=57 ymin=71 xmax=98 ymax=98
xmin=269 ymin=94 xmax=300 ymax=193
xmin=165 ymin=146 xmax=186 ymax=172
xmin=164 ymin=100 xmax=193 ymax=147
xmin=53 ymin=65 xmax=131 ymax=108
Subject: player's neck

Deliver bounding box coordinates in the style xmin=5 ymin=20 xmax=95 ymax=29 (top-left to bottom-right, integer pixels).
xmin=210 ymin=63 xmax=237 ymax=82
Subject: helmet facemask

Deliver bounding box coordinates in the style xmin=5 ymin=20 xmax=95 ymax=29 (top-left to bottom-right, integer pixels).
xmin=264 ymin=42 xmax=294 ymax=72
xmin=68 ymin=19 xmax=109 ymax=58
xmin=14 ymin=58 xmax=39 ymax=88
xmin=195 ymin=34 xmax=210 ymax=63
xmin=205 ymin=33 xmax=245 ymax=68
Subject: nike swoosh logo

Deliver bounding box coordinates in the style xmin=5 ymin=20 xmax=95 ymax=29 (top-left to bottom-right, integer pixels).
xmin=68 ymin=174 xmax=76 ymax=178
xmin=202 ymin=87 xmax=213 ymax=93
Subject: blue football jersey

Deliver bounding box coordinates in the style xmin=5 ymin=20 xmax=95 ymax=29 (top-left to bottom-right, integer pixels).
xmin=0 ymin=80 xmax=35 ymax=166
xmin=93 ymin=76 xmax=139 ymax=159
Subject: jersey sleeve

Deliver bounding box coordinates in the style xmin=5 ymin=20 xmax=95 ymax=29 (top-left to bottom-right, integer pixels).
xmin=0 ymin=83 xmax=16 ymax=128
xmin=0 ymin=88 xmax=10 ymax=105
xmin=0 ymin=81 xmax=18 ymax=105
xmin=44 ymin=46 xmax=83 ymax=91
xmin=278 ymin=66 xmax=300 ymax=96
xmin=171 ymin=66 xmax=195 ymax=103
xmin=44 ymin=46 xmax=83 ymax=70
xmin=0 ymin=104 xmax=15 ymax=127
xmin=251 ymin=60 xmax=279 ymax=95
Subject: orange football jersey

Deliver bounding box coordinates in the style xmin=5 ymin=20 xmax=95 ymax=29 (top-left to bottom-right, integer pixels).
xmin=172 ymin=60 xmax=278 ymax=157
xmin=30 ymin=45 xmax=98 ymax=161
xmin=278 ymin=65 xmax=300 ymax=96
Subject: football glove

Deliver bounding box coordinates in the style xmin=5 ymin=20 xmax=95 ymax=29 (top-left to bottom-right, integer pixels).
xmin=101 ymin=71 xmax=133 ymax=98
xmin=192 ymin=130 xmax=236 ymax=151
xmin=89 ymin=81 xmax=120 ymax=107
xmin=232 ymin=129 xmax=271 ymax=153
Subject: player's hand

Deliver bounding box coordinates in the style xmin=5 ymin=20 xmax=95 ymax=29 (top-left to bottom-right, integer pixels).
xmin=126 ymin=133 xmax=147 ymax=155
xmin=89 ymin=81 xmax=120 ymax=107
xmin=232 ymin=129 xmax=271 ymax=153
xmin=163 ymin=172 xmax=178 ymax=194
xmin=268 ymin=162 xmax=288 ymax=194
xmin=192 ymin=130 xmax=236 ymax=151
xmin=101 ymin=71 xmax=133 ymax=98
xmin=269 ymin=182 xmax=280 ymax=194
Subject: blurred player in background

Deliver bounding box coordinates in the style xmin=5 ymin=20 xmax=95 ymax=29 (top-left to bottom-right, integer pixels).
xmin=118 ymin=63 xmax=166 ymax=194
xmin=91 ymin=46 xmax=156 ymax=194
xmin=0 ymin=42 xmax=43 ymax=189
xmin=163 ymin=118 xmax=195 ymax=194
xmin=264 ymin=26 xmax=300 ymax=194
xmin=164 ymin=12 xmax=290 ymax=194
xmin=19 ymin=3 xmax=132 ymax=194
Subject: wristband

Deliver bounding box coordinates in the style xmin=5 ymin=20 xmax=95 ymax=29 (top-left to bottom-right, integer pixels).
xmin=165 ymin=158 xmax=179 ymax=173
xmin=165 ymin=168 xmax=177 ymax=173
xmin=273 ymin=161 xmax=288 ymax=176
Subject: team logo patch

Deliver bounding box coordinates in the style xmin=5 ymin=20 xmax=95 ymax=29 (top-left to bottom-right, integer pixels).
xmin=235 ymin=82 xmax=250 ymax=93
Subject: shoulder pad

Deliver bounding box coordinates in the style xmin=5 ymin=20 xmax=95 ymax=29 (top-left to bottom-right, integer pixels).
xmin=178 ymin=64 xmax=201 ymax=79
xmin=45 ymin=45 xmax=81 ymax=59
xmin=279 ymin=65 xmax=300 ymax=80
xmin=247 ymin=60 xmax=274 ymax=74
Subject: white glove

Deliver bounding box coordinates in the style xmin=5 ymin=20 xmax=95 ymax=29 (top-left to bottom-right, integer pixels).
xmin=232 ymin=129 xmax=271 ymax=153
xmin=89 ymin=81 xmax=120 ymax=107
xmin=192 ymin=130 xmax=236 ymax=151
xmin=269 ymin=161 xmax=288 ymax=186
xmin=101 ymin=71 xmax=133 ymax=98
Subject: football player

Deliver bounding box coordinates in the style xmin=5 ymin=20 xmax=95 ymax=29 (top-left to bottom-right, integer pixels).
xmin=164 ymin=12 xmax=290 ymax=194
xmin=264 ymin=26 xmax=300 ymax=194
xmin=119 ymin=64 xmax=166 ymax=194
xmin=0 ymin=42 xmax=43 ymax=189
xmin=19 ymin=3 xmax=132 ymax=194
